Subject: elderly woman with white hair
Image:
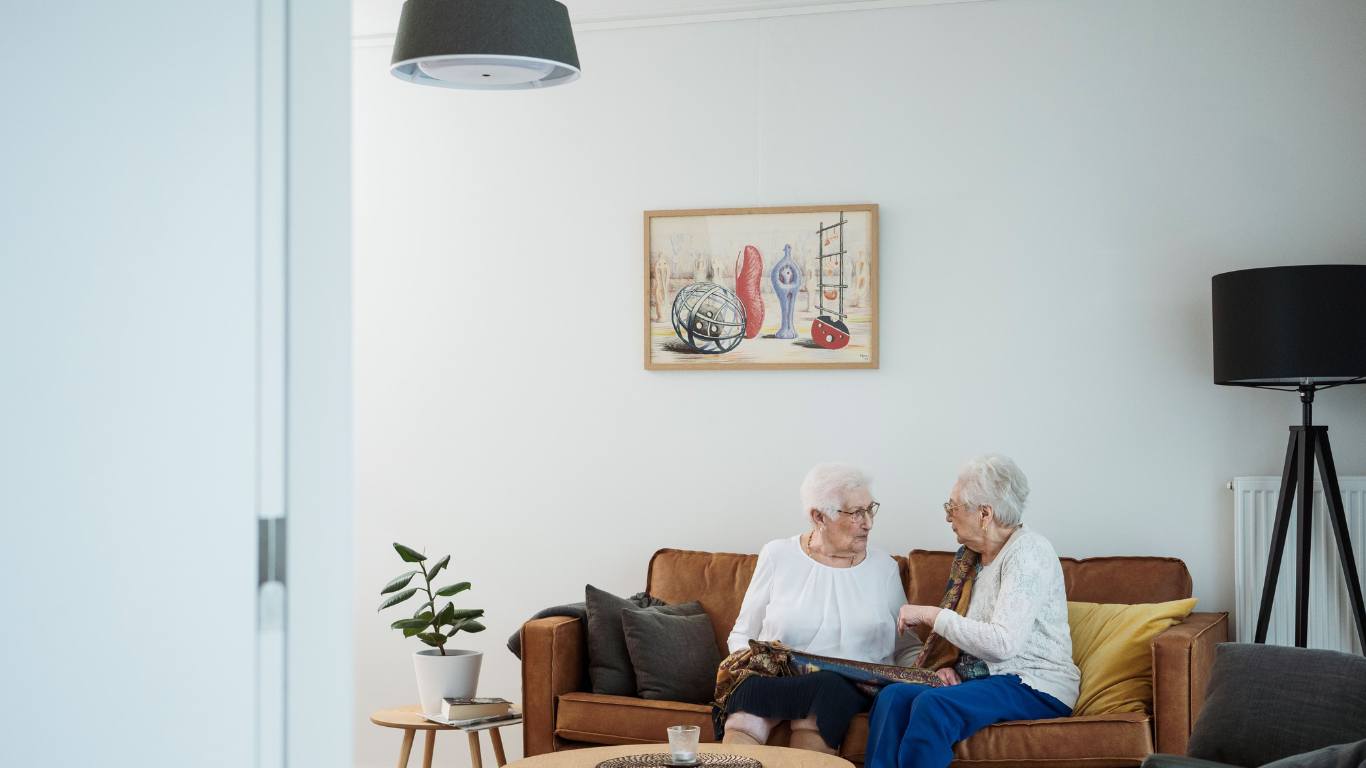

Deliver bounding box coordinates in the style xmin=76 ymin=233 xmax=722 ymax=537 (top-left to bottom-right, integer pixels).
xmin=720 ymin=463 xmax=920 ymax=755
xmin=864 ymin=455 xmax=1079 ymax=768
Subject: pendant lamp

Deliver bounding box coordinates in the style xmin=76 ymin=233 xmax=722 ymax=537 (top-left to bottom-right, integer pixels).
xmin=390 ymin=0 xmax=580 ymax=90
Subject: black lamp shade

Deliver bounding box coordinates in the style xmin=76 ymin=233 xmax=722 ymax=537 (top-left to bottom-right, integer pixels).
xmin=391 ymin=0 xmax=580 ymax=90
xmin=1212 ymin=265 xmax=1366 ymax=385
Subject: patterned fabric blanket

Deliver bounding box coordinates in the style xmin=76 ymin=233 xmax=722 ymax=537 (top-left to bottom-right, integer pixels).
xmin=712 ymin=546 xmax=981 ymax=731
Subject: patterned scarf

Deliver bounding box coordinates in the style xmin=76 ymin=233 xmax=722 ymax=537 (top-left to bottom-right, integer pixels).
xmin=712 ymin=546 xmax=980 ymax=732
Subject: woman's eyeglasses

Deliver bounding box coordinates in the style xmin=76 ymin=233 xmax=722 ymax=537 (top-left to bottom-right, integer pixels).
xmin=838 ymin=502 xmax=880 ymax=522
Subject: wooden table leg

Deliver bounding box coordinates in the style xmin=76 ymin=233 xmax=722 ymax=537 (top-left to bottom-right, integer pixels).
xmin=489 ymin=728 xmax=507 ymax=767
xmin=422 ymin=730 xmax=436 ymax=768
xmin=467 ymin=731 xmax=484 ymax=768
xmin=397 ymin=729 xmax=415 ymax=768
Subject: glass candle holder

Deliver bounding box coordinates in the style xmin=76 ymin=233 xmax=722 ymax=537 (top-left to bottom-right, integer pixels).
xmin=667 ymin=725 xmax=701 ymax=764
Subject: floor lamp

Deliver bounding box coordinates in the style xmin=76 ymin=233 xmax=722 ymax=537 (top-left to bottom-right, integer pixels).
xmin=1212 ymin=264 xmax=1366 ymax=651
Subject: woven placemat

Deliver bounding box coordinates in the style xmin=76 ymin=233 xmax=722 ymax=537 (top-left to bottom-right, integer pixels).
xmin=595 ymin=753 xmax=761 ymax=768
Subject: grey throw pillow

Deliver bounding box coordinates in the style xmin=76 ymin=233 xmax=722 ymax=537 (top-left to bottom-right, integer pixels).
xmin=584 ymin=584 xmax=703 ymax=695
xmin=1260 ymin=739 xmax=1366 ymax=768
xmin=622 ymin=608 xmax=720 ymax=704
xmin=1187 ymin=644 xmax=1366 ymax=767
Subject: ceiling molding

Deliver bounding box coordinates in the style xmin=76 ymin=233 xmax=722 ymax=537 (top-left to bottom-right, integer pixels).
xmin=353 ymin=0 xmax=994 ymax=47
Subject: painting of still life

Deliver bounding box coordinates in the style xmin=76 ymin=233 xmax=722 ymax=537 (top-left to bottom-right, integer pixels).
xmin=644 ymin=204 xmax=878 ymax=370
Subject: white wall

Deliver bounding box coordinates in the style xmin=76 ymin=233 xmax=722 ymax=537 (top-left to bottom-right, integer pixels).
xmin=352 ymin=1 xmax=1366 ymax=765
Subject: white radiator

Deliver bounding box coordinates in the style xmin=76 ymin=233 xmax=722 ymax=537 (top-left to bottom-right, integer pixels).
xmin=1232 ymin=476 xmax=1366 ymax=653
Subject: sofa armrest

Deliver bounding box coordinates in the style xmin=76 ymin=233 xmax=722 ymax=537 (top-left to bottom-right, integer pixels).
xmin=521 ymin=616 xmax=588 ymax=757
xmin=1151 ymin=611 xmax=1228 ymax=754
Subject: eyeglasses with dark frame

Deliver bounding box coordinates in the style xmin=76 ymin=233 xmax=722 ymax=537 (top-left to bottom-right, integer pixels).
xmin=837 ymin=501 xmax=880 ymax=523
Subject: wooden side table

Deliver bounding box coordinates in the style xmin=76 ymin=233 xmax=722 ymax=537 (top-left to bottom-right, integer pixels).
xmin=370 ymin=705 xmax=522 ymax=768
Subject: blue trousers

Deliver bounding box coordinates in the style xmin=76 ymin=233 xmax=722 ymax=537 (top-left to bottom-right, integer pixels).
xmin=865 ymin=676 xmax=1071 ymax=768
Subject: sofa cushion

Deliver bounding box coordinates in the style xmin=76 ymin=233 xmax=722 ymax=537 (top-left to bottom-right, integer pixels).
xmin=906 ymin=550 xmax=1193 ymax=607
xmin=953 ymin=712 xmax=1155 ymax=766
xmin=1186 ymin=643 xmax=1366 ymax=767
xmin=645 ymin=549 xmax=755 ymax=654
xmin=555 ymin=692 xmax=713 ymax=745
xmin=1260 ymin=738 xmax=1366 ymax=768
xmin=622 ymin=608 xmax=719 ymax=703
xmin=584 ymin=584 xmax=704 ymax=696
xmin=1069 ymin=598 xmax=1198 ymax=715
xmin=645 ymin=548 xmax=909 ymax=654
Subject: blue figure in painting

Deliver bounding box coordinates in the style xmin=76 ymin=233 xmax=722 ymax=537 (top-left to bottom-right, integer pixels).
xmin=771 ymin=244 xmax=802 ymax=339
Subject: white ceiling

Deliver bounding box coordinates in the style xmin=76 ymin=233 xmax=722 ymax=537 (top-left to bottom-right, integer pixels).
xmin=354 ymin=0 xmax=977 ymax=38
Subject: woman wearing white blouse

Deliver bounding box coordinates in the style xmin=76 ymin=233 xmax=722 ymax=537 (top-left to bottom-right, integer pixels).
xmin=721 ymin=464 xmax=921 ymax=755
xmin=865 ymin=455 xmax=1080 ymax=768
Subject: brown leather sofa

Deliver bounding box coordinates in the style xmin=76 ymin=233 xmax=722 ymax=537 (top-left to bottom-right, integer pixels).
xmin=521 ymin=548 xmax=1228 ymax=766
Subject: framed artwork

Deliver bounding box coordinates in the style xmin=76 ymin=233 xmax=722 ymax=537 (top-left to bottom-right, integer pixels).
xmin=644 ymin=204 xmax=878 ymax=370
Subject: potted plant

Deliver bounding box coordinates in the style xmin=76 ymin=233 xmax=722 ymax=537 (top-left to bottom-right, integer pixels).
xmin=379 ymin=542 xmax=486 ymax=715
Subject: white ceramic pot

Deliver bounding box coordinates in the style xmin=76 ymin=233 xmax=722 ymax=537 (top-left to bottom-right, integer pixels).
xmin=413 ymin=648 xmax=483 ymax=715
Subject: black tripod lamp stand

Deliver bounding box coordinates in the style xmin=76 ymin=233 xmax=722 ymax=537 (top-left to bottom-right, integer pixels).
xmin=1212 ymin=264 xmax=1366 ymax=651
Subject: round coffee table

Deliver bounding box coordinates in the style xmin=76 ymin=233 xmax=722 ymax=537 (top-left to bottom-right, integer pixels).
xmin=370 ymin=705 xmax=521 ymax=768
xmin=506 ymin=744 xmax=852 ymax=768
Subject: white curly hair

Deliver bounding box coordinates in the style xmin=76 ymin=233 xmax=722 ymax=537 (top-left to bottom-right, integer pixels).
xmin=799 ymin=463 xmax=871 ymax=521
xmin=955 ymin=454 xmax=1030 ymax=527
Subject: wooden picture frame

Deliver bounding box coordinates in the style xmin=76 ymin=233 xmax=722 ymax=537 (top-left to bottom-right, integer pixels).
xmin=644 ymin=204 xmax=879 ymax=370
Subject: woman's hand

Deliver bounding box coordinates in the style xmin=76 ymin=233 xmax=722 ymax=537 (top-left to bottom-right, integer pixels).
xmin=897 ymin=604 xmax=941 ymax=634
xmin=933 ymin=667 xmax=961 ymax=686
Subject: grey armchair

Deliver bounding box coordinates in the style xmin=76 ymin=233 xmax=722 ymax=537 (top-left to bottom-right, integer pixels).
xmin=1141 ymin=643 xmax=1366 ymax=768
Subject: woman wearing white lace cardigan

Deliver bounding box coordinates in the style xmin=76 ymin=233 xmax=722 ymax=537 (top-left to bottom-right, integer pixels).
xmin=864 ymin=455 xmax=1080 ymax=768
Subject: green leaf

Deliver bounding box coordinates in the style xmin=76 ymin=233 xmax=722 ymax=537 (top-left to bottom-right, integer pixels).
xmin=403 ymin=613 xmax=432 ymax=638
xmin=393 ymin=543 xmax=427 ymax=563
xmin=377 ymin=587 xmax=418 ymax=611
xmin=391 ymin=617 xmax=433 ymax=630
xmin=448 ymin=618 xmax=486 ymax=635
xmin=414 ymin=601 xmax=433 ymax=617
xmin=381 ymin=571 xmax=419 ymax=595
xmin=436 ymin=581 xmax=471 ymax=597
xmin=448 ymin=608 xmax=484 ymax=620
xmin=426 ymin=555 xmax=450 ymax=581
xmin=417 ymin=632 xmax=446 ymax=647
xmin=436 ymin=603 xmax=456 ymax=626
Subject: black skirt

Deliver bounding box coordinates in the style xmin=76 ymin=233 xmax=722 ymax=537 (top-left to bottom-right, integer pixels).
xmin=720 ymin=671 xmax=870 ymax=748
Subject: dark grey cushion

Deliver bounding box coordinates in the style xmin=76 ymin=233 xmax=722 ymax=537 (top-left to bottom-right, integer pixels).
xmin=1186 ymin=643 xmax=1366 ymax=767
xmin=1141 ymin=756 xmax=1241 ymax=768
xmin=622 ymin=608 xmax=720 ymax=703
xmin=584 ymin=584 xmax=704 ymax=695
xmin=1260 ymin=739 xmax=1366 ymax=768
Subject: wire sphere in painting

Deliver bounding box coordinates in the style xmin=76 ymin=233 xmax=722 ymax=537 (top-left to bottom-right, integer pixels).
xmin=671 ymin=282 xmax=747 ymax=354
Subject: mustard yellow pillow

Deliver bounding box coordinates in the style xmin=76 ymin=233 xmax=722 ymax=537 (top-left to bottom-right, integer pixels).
xmin=1067 ymin=598 xmax=1198 ymax=716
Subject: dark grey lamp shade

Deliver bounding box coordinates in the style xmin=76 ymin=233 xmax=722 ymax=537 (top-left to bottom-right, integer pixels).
xmin=1212 ymin=265 xmax=1366 ymax=386
xmin=390 ymin=0 xmax=580 ymax=90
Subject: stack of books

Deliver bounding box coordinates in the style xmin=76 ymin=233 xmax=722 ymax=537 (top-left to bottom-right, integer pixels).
xmin=424 ymin=697 xmax=520 ymax=727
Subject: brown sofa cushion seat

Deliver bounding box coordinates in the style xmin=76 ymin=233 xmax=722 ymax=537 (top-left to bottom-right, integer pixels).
xmin=780 ymin=712 xmax=1148 ymax=764
xmin=952 ymin=712 xmax=1154 ymax=767
xmin=555 ymin=692 xmax=713 ymax=745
